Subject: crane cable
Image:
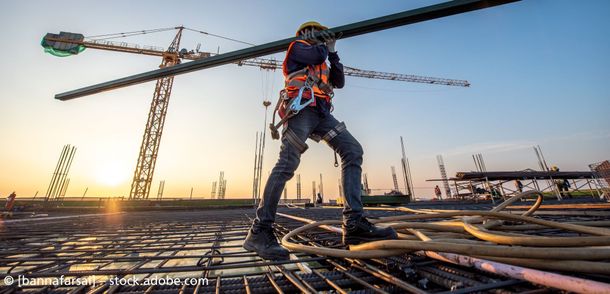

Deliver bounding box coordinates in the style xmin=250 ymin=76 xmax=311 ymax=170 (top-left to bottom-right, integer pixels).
xmin=183 ymin=27 xmax=256 ymax=46
xmin=85 ymin=26 xmax=255 ymax=47
xmin=281 ymin=190 xmax=610 ymax=275
xmin=253 ymin=62 xmax=278 ymax=199
xmin=85 ymin=27 xmax=177 ymax=40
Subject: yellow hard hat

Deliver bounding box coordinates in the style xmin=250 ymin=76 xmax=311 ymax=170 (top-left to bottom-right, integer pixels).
xmin=296 ymin=21 xmax=328 ymax=36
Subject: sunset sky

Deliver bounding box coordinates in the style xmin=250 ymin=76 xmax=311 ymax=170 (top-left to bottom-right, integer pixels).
xmin=1 ymin=0 xmax=608 ymax=200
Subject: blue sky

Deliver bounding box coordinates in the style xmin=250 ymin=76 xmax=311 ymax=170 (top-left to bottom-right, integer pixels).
xmin=0 ymin=0 xmax=608 ymax=199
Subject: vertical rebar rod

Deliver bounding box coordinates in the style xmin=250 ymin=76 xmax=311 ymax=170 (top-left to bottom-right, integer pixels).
xmin=52 ymin=145 xmax=75 ymax=201
xmin=391 ymin=166 xmax=399 ymax=191
xmin=252 ymin=132 xmax=259 ymax=202
xmin=400 ymin=137 xmax=413 ymax=197
xmin=312 ymin=181 xmax=316 ymax=203
xmin=81 ymin=187 xmax=88 ymax=200
xmin=297 ymin=174 xmax=301 ymax=200
xmin=319 ymin=173 xmax=324 ymax=199
xmin=45 ymin=145 xmax=68 ymax=201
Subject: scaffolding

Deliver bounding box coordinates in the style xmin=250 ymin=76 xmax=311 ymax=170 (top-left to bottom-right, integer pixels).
xmin=436 ymin=155 xmax=452 ymax=198
xmin=210 ymin=181 xmax=217 ymax=199
xmin=590 ymin=160 xmax=610 ymax=200
xmin=391 ymin=166 xmax=399 ymax=192
xmin=296 ymin=174 xmax=302 ymax=200
xmin=156 ymin=180 xmax=165 ymax=200
xmin=429 ymin=170 xmax=606 ymax=200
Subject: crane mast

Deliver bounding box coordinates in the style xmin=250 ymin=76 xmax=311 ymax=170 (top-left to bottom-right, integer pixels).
xmin=128 ymin=28 xmax=182 ymax=200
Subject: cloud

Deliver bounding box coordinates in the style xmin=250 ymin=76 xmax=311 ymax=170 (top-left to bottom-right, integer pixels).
xmin=542 ymin=131 xmax=610 ymax=144
xmin=442 ymin=140 xmax=535 ymax=157
xmin=432 ymin=130 xmax=610 ymax=159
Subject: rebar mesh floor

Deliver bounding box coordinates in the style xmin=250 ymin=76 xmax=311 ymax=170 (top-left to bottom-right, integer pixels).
xmin=0 ymin=206 xmax=608 ymax=293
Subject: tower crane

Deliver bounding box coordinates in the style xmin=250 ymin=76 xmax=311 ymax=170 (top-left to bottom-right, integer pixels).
xmin=42 ymin=27 xmax=470 ymax=200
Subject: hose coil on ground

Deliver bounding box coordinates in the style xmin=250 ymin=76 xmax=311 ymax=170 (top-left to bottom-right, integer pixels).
xmin=281 ymin=191 xmax=610 ymax=275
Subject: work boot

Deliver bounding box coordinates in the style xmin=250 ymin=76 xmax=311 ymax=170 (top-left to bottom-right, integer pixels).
xmin=342 ymin=216 xmax=398 ymax=246
xmin=243 ymin=226 xmax=290 ymax=260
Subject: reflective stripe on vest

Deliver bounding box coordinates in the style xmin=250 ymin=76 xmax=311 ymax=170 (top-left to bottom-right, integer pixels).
xmin=282 ymin=40 xmax=332 ymax=101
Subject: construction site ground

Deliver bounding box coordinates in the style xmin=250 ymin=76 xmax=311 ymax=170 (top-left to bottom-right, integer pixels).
xmin=1 ymin=198 xmax=609 ymax=293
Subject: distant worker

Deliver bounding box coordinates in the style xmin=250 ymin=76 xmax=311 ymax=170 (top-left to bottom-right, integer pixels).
xmin=244 ymin=21 xmax=397 ymax=260
xmin=5 ymin=192 xmax=17 ymax=211
xmin=561 ymin=179 xmax=572 ymax=198
xmin=316 ymin=192 xmax=323 ymax=205
xmin=515 ymin=179 xmax=523 ymax=193
xmin=491 ymin=186 xmax=502 ymax=199
xmin=434 ymin=185 xmax=442 ymax=200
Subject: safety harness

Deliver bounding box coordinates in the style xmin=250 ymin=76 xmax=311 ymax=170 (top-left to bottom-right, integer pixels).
xmin=269 ymin=40 xmax=344 ymax=166
xmin=269 ymin=73 xmax=321 ymax=140
xmin=270 ymin=40 xmax=334 ymax=140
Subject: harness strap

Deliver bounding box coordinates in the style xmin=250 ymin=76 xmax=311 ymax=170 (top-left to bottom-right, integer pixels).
xmin=286 ymin=66 xmax=333 ymax=98
xmin=286 ymin=68 xmax=308 ymax=80
xmin=334 ymin=151 xmax=339 ymax=167
xmin=270 ymin=90 xmax=288 ymax=140
xmin=309 ymin=133 xmax=322 ymax=143
xmin=283 ymin=128 xmax=308 ymax=153
xmin=322 ymin=122 xmax=346 ymax=142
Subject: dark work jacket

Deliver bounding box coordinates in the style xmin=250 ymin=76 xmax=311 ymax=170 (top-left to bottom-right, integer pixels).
xmin=284 ymin=42 xmax=345 ymax=116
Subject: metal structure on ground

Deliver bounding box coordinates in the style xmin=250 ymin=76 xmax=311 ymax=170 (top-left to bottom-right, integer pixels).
xmin=590 ymin=160 xmax=610 ymax=201
xmin=472 ymin=153 xmax=487 ymax=172
xmin=319 ymin=174 xmax=324 ymax=200
xmin=210 ymin=181 xmax=217 ymax=199
xmin=296 ymin=174 xmax=301 ymax=200
xmin=156 ymin=180 xmax=165 ymax=200
xmin=591 ymin=160 xmax=610 ymax=185
xmin=312 ymin=181 xmax=317 ymax=203
xmin=391 ymin=166 xmax=399 ymax=192
xmin=1 ymin=203 xmax=608 ymax=293
xmin=252 ymin=101 xmax=272 ymax=204
xmin=400 ymin=136 xmax=414 ymax=198
xmin=532 ymin=145 xmax=562 ymax=199
xmin=128 ymin=29 xmax=181 ymax=200
xmin=217 ymin=172 xmax=226 ymax=199
xmin=428 ymin=170 xmax=606 ymax=200
xmin=436 ymin=155 xmax=452 ymax=198
xmin=362 ymin=173 xmax=370 ymax=195
xmin=252 ymin=132 xmax=261 ymax=203
xmin=44 ymin=144 xmax=76 ymax=202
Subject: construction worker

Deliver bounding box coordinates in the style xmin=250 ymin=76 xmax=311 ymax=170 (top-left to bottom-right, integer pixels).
xmin=5 ymin=192 xmax=17 ymax=211
xmin=434 ymin=185 xmax=442 ymax=200
xmin=515 ymin=179 xmax=523 ymax=193
xmin=244 ymin=21 xmax=397 ymax=260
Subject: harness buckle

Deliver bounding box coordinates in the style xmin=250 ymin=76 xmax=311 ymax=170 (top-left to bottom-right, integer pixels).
xmin=304 ymin=75 xmax=316 ymax=88
xmin=269 ymin=84 xmax=315 ymax=140
xmin=289 ymin=84 xmax=315 ymax=113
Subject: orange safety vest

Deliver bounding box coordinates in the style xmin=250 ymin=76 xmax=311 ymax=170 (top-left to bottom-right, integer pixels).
xmin=282 ymin=40 xmax=333 ymax=105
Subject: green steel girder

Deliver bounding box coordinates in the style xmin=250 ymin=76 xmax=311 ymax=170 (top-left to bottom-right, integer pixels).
xmin=55 ymin=0 xmax=519 ymax=100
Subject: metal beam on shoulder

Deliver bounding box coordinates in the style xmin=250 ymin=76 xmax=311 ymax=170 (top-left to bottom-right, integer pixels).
xmin=55 ymin=0 xmax=519 ymax=100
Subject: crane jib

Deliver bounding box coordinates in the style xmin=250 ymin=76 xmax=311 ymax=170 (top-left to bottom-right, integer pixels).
xmin=54 ymin=0 xmax=520 ymax=101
